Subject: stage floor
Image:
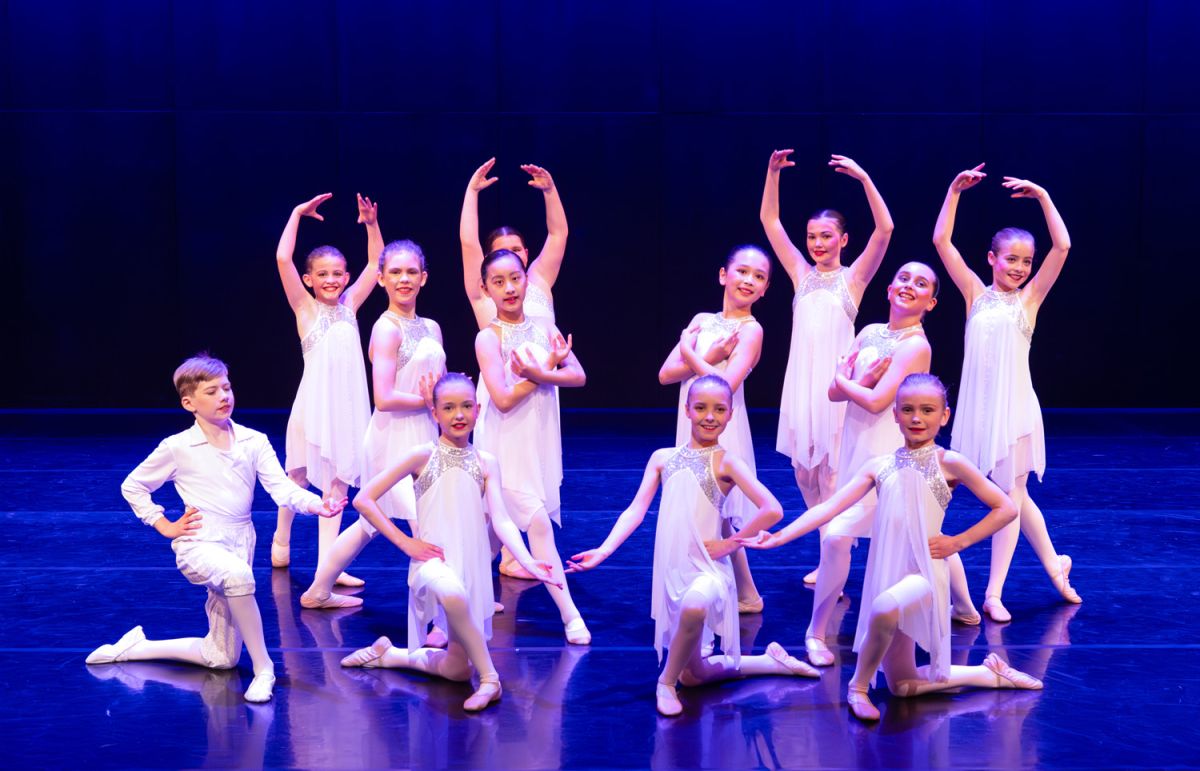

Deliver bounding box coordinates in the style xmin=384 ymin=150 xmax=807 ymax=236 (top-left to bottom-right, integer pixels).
xmin=2 ymin=409 xmax=1197 ymax=770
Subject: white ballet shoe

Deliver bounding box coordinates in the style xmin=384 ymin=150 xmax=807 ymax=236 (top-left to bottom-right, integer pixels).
xmin=463 ymin=675 xmax=502 ymax=712
xmin=737 ymin=595 xmax=764 ymax=614
xmin=804 ymin=636 xmax=835 ymax=667
xmin=983 ymin=595 xmax=1012 ymax=623
xmin=498 ymin=559 xmax=536 ymax=580
xmin=86 ymin=626 xmax=146 ymax=665
xmin=1052 ymin=555 xmax=1082 ymax=604
xmin=300 ymin=591 xmax=363 ymax=610
xmin=340 ymin=636 xmax=392 ymax=668
xmin=766 ymin=641 xmax=821 ymax=678
xmin=802 ymin=567 xmax=819 ymax=586
xmin=335 ymin=572 xmax=365 ymax=588
xmin=983 ymin=653 xmax=1043 ymax=690
xmin=493 ymin=601 xmax=505 ymax=614
xmin=270 ymin=538 xmax=290 ymax=568
xmin=564 ymin=617 xmax=592 ymax=645
xmin=656 ymin=681 xmax=683 ymax=717
xmin=425 ymin=626 xmax=449 ymax=649
xmin=952 ymin=609 xmax=982 ymax=626
xmin=847 ymin=686 xmax=880 ymax=721
xmin=244 ymin=670 xmax=276 ymax=703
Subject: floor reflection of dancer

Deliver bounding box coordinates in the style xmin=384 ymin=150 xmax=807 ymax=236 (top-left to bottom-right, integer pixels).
xmin=744 ymin=374 xmax=1042 ymax=721
xmin=570 ymin=375 xmax=819 ymax=717
xmin=933 ymin=164 xmax=1081 ymax=622
xmin=340 ymin=373 xmax=559 ymax=712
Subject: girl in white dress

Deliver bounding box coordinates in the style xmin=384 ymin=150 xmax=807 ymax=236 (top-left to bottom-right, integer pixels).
xmin=569 ymin=375 xmax=819 ymax=717
xmin=460 ymin=158 xmax=567 ymax=578
xmin=300 ymin=240 xmax=447 ymax=609
xmin=761 ymin=151 xmax=894 ymax=584
xmin=658 ymin=246 xmax=771 ymax=614
xmin=271 ymin=193 xmax=381 ymax=588
xmin=744 ymin=374 xmax=1042 ymax=722
xmin=932 ymin=165 xmax=1081 ymax=622
xmin=340 ymin=373 xmax=559 ymax=713
xmin=474 ymin=250 xmax=591 ymax=644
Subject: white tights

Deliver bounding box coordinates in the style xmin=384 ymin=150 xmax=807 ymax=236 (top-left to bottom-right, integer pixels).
xmin=122 ymin=593 xmax=273 ymax=676
xmin=308 ymin=517 xmax=376 ymax=597
xmin=375 ymin=577 xmax=496 ymax=682
xmin=274 ymin=469 xmax=347 ymax=568
xmin=985 ymin=473 xmax=1066 ymax=600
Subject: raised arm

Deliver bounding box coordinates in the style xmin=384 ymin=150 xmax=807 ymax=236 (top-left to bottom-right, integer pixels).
xmin=677 ymin=322 xmax=763 ymax=392
xmin=759 ymin=149 xmax=808 ymax=287
xmin=833 ymin=337 xmax=930 ymax=414
xmin=524 ymin=164 xmax=569 ymax=289
xmin=932 ymin=165 xmax=988 ymax=306
xmin=566 ymin=449 xmax=668 ymax=572
xmin=929 ymin=451 xmax=1018 ymax=559
xmin=740 ymin=461 xmax=880 ymax=550
xmin=835 ymin=155 xmax=895 ymax=294
xmin=475 ymin=328 xmax=537 ymax=412
xmin=276 ymin=194 xmax=332 ymax=313
xmin=460 ymin=159 xmax=500 ymax=325
xmin=1005 ymin=178 xmax=1071 ymax=307
xmin=354 ymin=447 xmax=445 ymax=561
xmin=344 ymin=193 xmax=383 ymax=311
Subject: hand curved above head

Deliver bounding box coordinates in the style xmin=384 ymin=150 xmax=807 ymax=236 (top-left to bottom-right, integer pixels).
xmin=295 ymin=193 xmax=333 ymax=221
xmin=949 ymin=164 xmax=987 ymax=193
xmin=468 ymin=158 xmax=500 ymax=192
xmin=768 ymin=149 xmax=795 ymax=172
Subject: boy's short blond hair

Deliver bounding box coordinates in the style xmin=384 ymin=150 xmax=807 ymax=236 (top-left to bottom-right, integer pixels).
xmin=173 ymin=353 xmax=229 ymax=397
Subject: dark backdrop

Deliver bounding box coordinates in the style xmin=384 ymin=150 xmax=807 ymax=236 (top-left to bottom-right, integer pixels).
xmin=3 ymin=1 xmax=1197 ymax=409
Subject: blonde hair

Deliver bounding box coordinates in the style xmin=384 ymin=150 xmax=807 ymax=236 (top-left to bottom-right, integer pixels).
xmin=173 ymin=353 xmax=228 ymax=397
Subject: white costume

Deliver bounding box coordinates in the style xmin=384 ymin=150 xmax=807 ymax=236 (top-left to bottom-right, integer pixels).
xmin=406 ymin=441 xmax=494 ymax=649
xmin=951 ymin=287 xmax=1045 ymax=493
xmin=652 ymin=445 xmax=740 ymax=664
xmin=476 ymin=316 xmax=562 ymax=529
xmin=361 ymin=312 xmax=444 ymax=526
xmin=853 ymin=444 xmax=953 ymax=684
xmin=284 ymin=298 xmax=371 ymax=491
xmin=121 ymin=421 xmax=321 ymax=667
xmin=776 ymin=268 xmax=857 ymax=482
xmin=674 ymin=313 xmax=758 ymax=527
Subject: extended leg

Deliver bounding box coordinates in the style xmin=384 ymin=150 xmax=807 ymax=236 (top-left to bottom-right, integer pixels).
xmin=1012 ymin=479 xmax=1081 ymax=604
xmin=318 ymin=478 xmax=363 ymax=588
xmin=984 ymin=478 xmax=1022 ymax=622
xmin=804 ymin=534 xmax=853 ymax=666
xmin=526 ymin=510 xmax=589 ymax=644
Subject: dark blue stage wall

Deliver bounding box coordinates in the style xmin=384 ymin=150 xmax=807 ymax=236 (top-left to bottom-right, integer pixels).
xmin=2 ymin=1 xmax=1197 ymax=409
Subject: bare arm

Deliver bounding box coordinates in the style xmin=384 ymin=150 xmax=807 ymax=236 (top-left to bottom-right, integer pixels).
xmin=460 ymin=159 xmax=499 ymax=323
xmin=932 ymin=166 xmax=988 ymax=306
xmin=759 ymin=149 xmax=808 ymax=288
xmin=482 ymin=454 xmax=560 ymax=586
xmin=370 ymin=320 xmax=437 ymax=413
xmin=833 ymin=337 xmax=930 ymax=414
xmin=703 ymin=453 xmax=784 ymax=560
xmin=345 ymin=193 xmax=383 ymax=311
xmin=276 ymin=194 xmax=331 ymax=314
xmin=834 ymin=155 xmax=894 ymax=294
xmin=353 ymin=446 xmax=445 ymax=561
xmin=1007 ymin=179 xmax=1071 ymax=308
xmin=929 ymin=451 xmax=1018 ymax=559
xmin=475 ymin=328 xmax=538 ymax=412
xmin=524 ymin=164 xmax=569 ymax=289
xmin=566 ymin=450 xmax=668 ymax=571
xmin=678 ymin=322 xmax=762 ymax=392
xmin=740 ymin=461 xmax=880 ymax=550
xmin=658 ymin=314 xmax=707 ymax=385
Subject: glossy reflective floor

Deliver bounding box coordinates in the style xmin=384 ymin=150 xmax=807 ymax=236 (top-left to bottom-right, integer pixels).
xmin=3 ymin=409 xmax=1198 ymax=769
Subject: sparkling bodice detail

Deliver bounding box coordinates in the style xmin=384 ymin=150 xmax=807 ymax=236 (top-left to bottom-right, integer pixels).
xmin=525 ymin=283 xmax=555 ymax=319
xmin=415 ymin=442 xmax=485 ymax=501
xmin=877 ymin=444 xmax=952 ymax=511
xmin=492 ymin=317 xmax=550 ymax=360
xmin=301 ymin=301 xmax=357 ymax=355
xmin=970 ymin=287 xmax=1034 ymax=343
xmin=796 ymin=267 xmax=857 ymax=324
xmin=662 ymin=445 xmax=725 ymax=512
xmin=857 ymin=322 xmax=925 ymax=362
xmin=701 ymin=312 xmax=755 ymax=340
xmin=384 ymin=312 xmax=438 ymax=371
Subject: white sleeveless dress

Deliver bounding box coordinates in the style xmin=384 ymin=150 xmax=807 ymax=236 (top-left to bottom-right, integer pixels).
xmin=776 ymin=268 xmax=857 ymax=476
xmin=826 ymin=323 xmax=927 ymax=540
xmin=652 ymin=445 xmax=740 ymax=665
xmin=476 ymin=316 xmax=563 ymax=529
xmin=674 ymin=313 xmax=758 ymax=528
xmin=406 ymin=441 xmax=494 ymax=649
xmin=951 ymin=287 xmax=1045 ymax=493
xmin=285 ymin=299 xmax=371 ymax=491
xmin=474 ymin=283 xmax=555 ymax=449
xmin=853 ymin=444 xmax=953 ymax=684
xmin=361 ymin=312 xmax=445 ymax=525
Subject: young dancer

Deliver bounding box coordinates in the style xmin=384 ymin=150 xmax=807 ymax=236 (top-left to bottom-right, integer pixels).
xmin=300 ymin=240 xmax=446 ymax=609
xmin=340 ymin=373 xmax=560 ymax=712
xmin=87 ymin=354 xmax=345 ymax=703
xmin=658 ymin=246 xmax=771 ymax=614
xmin=761 ymin=150 xmax=894 ymax=585
xmin=932 ymin=165 xmax=1081 ymax=622
xmin=568 ymin=375 xmax=819 ymax=717
xmin=272 ymin=193 xmax=380 ymax=588
xmin=743 ymin=374 xmax=1042 ymax=721
xmin=474 ymin=250 xmax=591 ymax=644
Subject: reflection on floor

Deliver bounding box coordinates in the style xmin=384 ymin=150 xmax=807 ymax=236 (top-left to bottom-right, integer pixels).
xmin=2 ymin=409 xmax=1198 ymax=769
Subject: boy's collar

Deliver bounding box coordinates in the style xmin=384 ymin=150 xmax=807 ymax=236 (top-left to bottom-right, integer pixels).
xmin=185 ymin=419 xmax=247 ymax=447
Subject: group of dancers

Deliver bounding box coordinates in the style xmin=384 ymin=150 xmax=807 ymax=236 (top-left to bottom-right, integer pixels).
xmin=87 ymin=152 xmax=1081 ymax=721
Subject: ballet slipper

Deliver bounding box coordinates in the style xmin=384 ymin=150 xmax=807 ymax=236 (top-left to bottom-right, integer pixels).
xmin=86 ymin=626 xmax=146 ymax=665
xmin=270 ymin=538 xmax=290 ymax=568
xmin=952 ymin=610 xmax=982 ymax=626
xmin=425 ymin=626 xmax=449 ymax=649
xmin=243 ymin=670 xmax=276 ymax=703
xmin=737 ymin=595 xmax=764 ymax=614
xmin=765 ymin=642 xmax=821 ymax=678
xmin=983 ymin=595 xmax=1012 ymax=623
xmin=656 ymin=681 xmax=683 ymax=717
xmin=335 ymin=572 xmax=365 ymax=588
xmin=564 ymin=617 xmax=592 ymax=645
xmin=463 ymin=675 xmax=502 ymax=712
xmin=1051 ymin=555 xmax=1082 ymax=604
xmin=983 ymin=653 xmax=1043 ymax=690
xmin=804 ymin=636 xmax=835 ymax=667
xmin=847 ymin=687 xmax=881 ymax=721
xmin=300 ymin=591 xmax=363 ymax=610
xmin=493 ymin=601 xmax=505 ymax=614
xmin=498 ymin=559 xmax=536 ymax=580
xmin=340 ymin=636 xmax=392 ymax=668
xmin=802 ymin=567 xmax=819 ymax=586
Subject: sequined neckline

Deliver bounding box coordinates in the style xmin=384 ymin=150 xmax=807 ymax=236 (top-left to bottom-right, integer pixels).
xmin=663 ymin=444 xmax=726 ymax=512
xmin=878 ymin=443 xmax=952 ymax=511
xmin=877 ymin=322 xmax=924 ymax=339
xmin=491 ymin=316 xmax=532 ymax=331
xmin=798 ymin=267 xmax=858 ymax=322
xmin=414 ymin=441 xmax=485 ymax=500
